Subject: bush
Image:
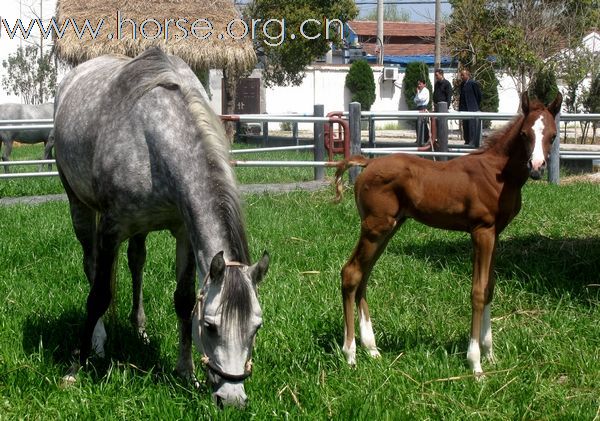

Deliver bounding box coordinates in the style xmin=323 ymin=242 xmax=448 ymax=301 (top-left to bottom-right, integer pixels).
xmin=583 ymin=72 xmax=600 ymax=114
xmin=403 ymin=61 xmax=432 ymax=110
xmin=345 ymin=60 xmax=376 ymax=110
xmin=530 ymin=66 xmax=559 ymax=106
xmin=475 ymin=66 xmax=499 ymax=128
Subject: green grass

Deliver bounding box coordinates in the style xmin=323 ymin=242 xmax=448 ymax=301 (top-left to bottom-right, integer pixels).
xmin=1 ymin=181 xmax=599 ymax=419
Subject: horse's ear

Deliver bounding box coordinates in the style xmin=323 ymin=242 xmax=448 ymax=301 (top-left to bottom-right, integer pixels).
xmin=521 ymin=91 xmax=530 ymax=115
xmin=209 ymin=251 xmax=226 ymax=283
xmin=250 ymin=251 xmax=270 ymax=286
xmin=548 ymin=92 xmax=563 ymax=117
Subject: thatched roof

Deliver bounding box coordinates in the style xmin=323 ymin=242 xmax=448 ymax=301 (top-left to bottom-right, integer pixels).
xmin=54 ymin=0 xmax=256 ymax=72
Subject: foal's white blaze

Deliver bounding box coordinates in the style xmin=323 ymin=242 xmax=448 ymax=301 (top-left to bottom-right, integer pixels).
xmin=530 ymin=116 xmax=546 ymax=170
xmin=359 ymin=310 xmax=380 ymax=357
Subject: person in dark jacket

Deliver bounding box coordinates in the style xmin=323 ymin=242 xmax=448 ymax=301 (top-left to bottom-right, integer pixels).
xmin=433 ymin=69 xmax=452 ymax=111
xmin=459 ymin=69 xmax=482 ymax=146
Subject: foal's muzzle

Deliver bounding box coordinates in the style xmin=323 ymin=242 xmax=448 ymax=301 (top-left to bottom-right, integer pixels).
xmin=528 ymin=158 xmax=546 ymax=180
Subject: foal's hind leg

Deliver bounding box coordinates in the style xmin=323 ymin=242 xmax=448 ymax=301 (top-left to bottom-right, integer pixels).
xmin=128 ymin=234 xmax=149 ymax=343
xmin=341 ymin=214 xmax=402 ymax=365
xmin=173 ymin=230 xmax=197 ymax=384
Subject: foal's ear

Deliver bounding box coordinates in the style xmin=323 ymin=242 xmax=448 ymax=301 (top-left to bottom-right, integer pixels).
xmin=209 ymin=251 xmax=226 ymax=283
xmin=521 ymin=91 xmax=530 ymax=115
xmin=548 ymin=92 xmax=563 ymax=117
xmin=250 ymin=251 xmax=270 ymax=285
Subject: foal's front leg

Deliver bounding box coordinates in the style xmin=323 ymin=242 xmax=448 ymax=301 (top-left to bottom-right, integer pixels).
xmin=467 ymin=228 xmax=497 ymax=375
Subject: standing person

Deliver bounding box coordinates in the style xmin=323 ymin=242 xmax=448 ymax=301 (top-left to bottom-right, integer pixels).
xmin=433 ymin=69 xmax=452 ymax=111
xmin=459 ymin=69 xmax=482 ymax=146
xmin=414 ymin=78 xmax=430 ymax=144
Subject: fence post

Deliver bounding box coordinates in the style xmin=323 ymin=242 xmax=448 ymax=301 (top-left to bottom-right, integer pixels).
xmin=548 ymin=113 xmax=561 ymax=184
xmin=349 ymin=102 xmax=362 ymax=183
xmin=262 ymin=122 xmax=268 ymax=147
xmin=313 ymin=104 xmax=325 ymax=181
xmin=292 ymin=122 xmax=299 ymax=148
xmin=368 ymin=115 xmax=375 ymax=148
xmin=436 ymin=101 xmax=449 ymax=161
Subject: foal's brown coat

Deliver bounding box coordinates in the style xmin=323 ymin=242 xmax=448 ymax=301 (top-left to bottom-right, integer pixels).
xmin=335 ymin=93 xmax=562 ymax=373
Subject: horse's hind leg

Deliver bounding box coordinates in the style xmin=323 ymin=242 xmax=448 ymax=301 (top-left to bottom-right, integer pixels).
xmin=173 ymin=229 xmax=197 ymax=384
xmin=1 ymin=139 xmax=12 ymax=173
xmin=59 ymin=172 xmax=108 ymax=358
xmin=341 ymin=213 xmax=402 ymax=365
xmin=127 ymin=234 xmax=148 ymax=343
xmin=79 ymin=214 xmax=120 ymax=366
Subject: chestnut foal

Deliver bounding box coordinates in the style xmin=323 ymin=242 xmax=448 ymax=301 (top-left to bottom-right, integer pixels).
xmin=335 ymin=92 xmax=562 ymax=375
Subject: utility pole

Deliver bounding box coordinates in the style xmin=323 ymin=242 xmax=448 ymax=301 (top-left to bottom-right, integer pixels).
xmin=376 ymin=0 xmax=384 ymax=66
xmin=434 ymin=0 xmax=441 ymax=69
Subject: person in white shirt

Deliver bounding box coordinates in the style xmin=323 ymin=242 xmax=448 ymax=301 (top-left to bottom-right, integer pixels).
xmin=413 ymin=79 xmax=430 ymax=144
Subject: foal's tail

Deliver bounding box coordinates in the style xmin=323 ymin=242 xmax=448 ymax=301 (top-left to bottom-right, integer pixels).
xmin=333 ymin=155 xmax=370 ymax=203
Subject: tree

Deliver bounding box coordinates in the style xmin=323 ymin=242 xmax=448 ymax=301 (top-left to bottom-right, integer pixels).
xmin=446 ymin=0 xmax=597 ymax=95
xmin=246 ymin=0 xmax=358 ymax=87
xmin=582 ymin=72 xmax=600 ymax=143
xmin=345 ymin=60 xmax=376 ymax=110
xmin=403 ymin=62 xmax=432 ymax=111
xmin=1 ymin=45 xmax=57 ymax=104
xmin=359 ymin=4 xmax=410 ymax=22
xmin=530 ymin=66 xmax=559 ymax=106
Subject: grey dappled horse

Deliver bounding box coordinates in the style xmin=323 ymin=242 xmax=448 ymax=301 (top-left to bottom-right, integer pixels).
xmin=0 ymin=103 xmax=54 ymax=172
xmin=53 ymin=47 xmax=269 ymax=408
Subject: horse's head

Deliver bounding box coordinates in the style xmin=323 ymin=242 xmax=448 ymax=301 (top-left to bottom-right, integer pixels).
xmin=192 ymin=251 xmax=269 ymax=409
xmin=520 ymin=91 xmax=562 ymax=180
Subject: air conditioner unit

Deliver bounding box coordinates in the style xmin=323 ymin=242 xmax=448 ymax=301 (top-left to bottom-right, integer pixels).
xmin=383 ymin=67 xmax=398 ymax=81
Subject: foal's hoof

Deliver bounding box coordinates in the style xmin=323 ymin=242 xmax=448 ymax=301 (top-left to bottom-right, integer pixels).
xmin=368 ymin=348 xmax=381 ymax=359
xmin=473 ymin=370 xmax=486 ymax=381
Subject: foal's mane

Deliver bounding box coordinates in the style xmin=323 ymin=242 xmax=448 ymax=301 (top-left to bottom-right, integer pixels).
xmin=477 ymin=99 xmax=547 ymax=154
xmin=113 ymin=47 xmax=250 ymax=264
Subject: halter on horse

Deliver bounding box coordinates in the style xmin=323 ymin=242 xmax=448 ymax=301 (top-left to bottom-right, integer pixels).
xmin=334 ymin=92 xmax=562 ymax=375
xmin=53 ymin=47 xmax=269 ymax=407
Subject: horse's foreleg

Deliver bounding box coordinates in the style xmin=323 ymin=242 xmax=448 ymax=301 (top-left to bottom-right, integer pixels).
xmin=173 ymin=232 xmax=197 ymax=384
xmin=1 ymin=140 xmax=12 ymax=173
xmin=341 ymin=215 xmax=399 ymax=365
xmin=468 ymin=227 xmax=496 ymax=375
xmin=128 ymin=234 xmax=148 ymax=343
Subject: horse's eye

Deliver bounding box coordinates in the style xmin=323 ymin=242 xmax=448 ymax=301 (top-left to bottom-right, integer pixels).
xmin=203 ymin=321 xmax=217 ymax=333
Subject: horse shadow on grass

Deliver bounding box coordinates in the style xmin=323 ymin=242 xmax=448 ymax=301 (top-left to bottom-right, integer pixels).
xmin=21 ymin=308 xmax=186 ymax=385
xmin=318 ymin=234 xmax=598 ymax=357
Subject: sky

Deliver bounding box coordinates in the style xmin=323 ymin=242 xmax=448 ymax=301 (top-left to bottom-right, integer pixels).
xmin=0 ymin=0 xmax=452 ymax=102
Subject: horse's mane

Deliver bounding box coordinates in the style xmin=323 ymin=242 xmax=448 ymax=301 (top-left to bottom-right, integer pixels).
xmin=113 ymin=47 xmax=250 ymax=264
xmin=477 ymin=99 xmax=546 ymax=154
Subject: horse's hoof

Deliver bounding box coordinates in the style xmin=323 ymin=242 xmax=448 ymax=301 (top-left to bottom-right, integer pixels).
xmin=60 ymin=374 xmax=77 ymax=388
xmin=473 ymin=370 xmax=486 ymax=381
xmin=138 ymin=329 xmax=150 ymax=345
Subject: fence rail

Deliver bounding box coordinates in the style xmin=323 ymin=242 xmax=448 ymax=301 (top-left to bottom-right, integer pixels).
xmin=1 ymin=107 xmax=599 ymax=183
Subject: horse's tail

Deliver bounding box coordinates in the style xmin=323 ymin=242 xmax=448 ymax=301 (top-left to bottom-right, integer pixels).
xmin=333 ymin=155 xmax=370 ymax=203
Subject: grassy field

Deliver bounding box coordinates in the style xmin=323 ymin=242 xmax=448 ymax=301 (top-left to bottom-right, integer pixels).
xmin=1 ymin=162 xmax=599 ymax=419
xmin=1 ymin=142 xmax=600 ymax=418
